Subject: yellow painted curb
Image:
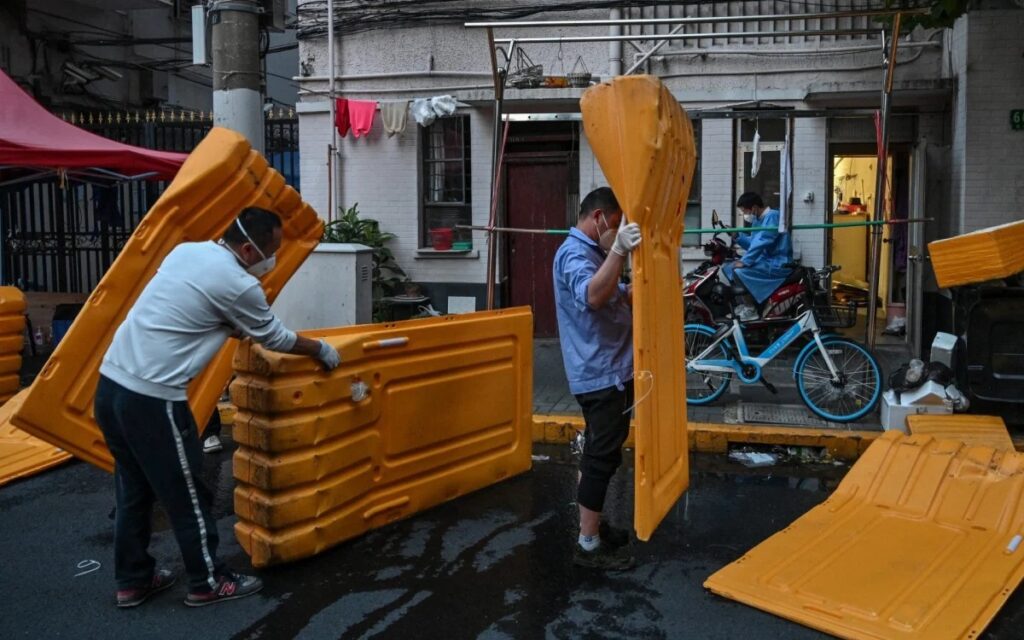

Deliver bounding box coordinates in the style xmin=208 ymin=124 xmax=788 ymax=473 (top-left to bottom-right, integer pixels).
xmin=223 ymin=404 xmax=1021 ymax=464
xmin=532 ymin=414 xmax=880 ymax=462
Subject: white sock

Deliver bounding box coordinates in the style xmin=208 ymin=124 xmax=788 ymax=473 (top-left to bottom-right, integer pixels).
xmin=578 ymin=533 xmax=601 ymax=551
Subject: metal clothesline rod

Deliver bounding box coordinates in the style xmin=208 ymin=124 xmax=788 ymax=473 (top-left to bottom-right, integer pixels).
xmin=466 ymin=8 xmax=928 ymax=29
xmin=457 ymin=218 xmax=931 ymax=237
xmin=492 ymin=28 xmax=881 ymax=45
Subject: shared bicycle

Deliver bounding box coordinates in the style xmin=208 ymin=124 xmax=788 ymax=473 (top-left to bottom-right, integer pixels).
xmin=684 ymin=275 xmax=883 ymax=423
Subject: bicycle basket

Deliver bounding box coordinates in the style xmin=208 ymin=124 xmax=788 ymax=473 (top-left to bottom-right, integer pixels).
xmin=815 ymin=302 xmax=858 ymax=328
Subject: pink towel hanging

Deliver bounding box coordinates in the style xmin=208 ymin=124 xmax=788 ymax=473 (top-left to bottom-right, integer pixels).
xmin=347 ymin=99 xmax=378 ymax=138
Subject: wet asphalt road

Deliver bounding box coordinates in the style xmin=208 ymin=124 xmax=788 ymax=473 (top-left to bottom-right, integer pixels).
xmin=2 ymin=444 xmax=1024 ymax=640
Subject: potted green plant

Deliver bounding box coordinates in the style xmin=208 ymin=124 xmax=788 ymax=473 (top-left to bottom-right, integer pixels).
xmin=322 ymin=204 xmax=410 ymax=321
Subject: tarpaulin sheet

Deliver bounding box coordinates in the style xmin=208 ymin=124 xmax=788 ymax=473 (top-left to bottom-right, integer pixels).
xmin=706 ymin=430 xmax=1024 ymax=640
xmin=0 ymin=70 xmax=185 ymax=180
xmin=0 ymin=390 xmax=71 ymax=487
xmin=580 ymin=75 xmax=696 ymax=541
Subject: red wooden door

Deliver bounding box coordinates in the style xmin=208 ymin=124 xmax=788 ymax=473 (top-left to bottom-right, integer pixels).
xmin=506 ymin=160 xmax=569 ymax=337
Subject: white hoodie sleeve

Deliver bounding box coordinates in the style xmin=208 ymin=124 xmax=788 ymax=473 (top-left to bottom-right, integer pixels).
xmin=228 ymin=282 xmax=297 ymax=352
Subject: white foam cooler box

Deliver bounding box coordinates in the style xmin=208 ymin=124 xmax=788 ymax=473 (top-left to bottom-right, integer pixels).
xmin=880 ymin=381 xmax=954 ymax=433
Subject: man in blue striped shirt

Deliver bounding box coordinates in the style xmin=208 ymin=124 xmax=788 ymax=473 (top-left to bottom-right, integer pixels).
xmin=552 ymin=187 xmax=642 ymax=571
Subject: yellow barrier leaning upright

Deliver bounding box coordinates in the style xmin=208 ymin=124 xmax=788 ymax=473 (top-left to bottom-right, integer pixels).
xmin=928 ymin=219 xmax=1024 ymax=289
xmin=0 ymin=287 xmax=26 ymax=404
xmin=705 ymin=431 xmax=1024 ymax=640
xmin=231 ymin=308 xmax=534 ymax=567
xmin=11 ymin=127 xmax=323 ymax=472
xmin=581 ymin=76 xmax=696 ymax=541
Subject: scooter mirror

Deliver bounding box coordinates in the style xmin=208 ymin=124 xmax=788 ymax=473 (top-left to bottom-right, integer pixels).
xmin=711 ymin=210 xmax=721 ymax=227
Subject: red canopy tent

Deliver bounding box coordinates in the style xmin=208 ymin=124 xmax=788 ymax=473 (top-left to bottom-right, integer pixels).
xmin=0 ymin=70 xmax=187 ymax=185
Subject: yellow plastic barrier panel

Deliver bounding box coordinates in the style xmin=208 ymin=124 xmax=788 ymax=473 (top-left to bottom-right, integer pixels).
xmin=0 ymin=287 xmax=25 ymax=404
xmin=12 ymin=127 xmax=323 ymax=472
xmin=0 ymin=389 xmax=71 ymax=487
xmin=581 ymin=76 xmax=696 ymax=541
xmin=907 ymin=413 xmax=1013 ymax=452
xmin=231 ymin=307 xmax=534 ymax=567
xmin=929 ymin=219 xmax=1024 ymax=289
xmin=706 ymin=430 xmax=1024 ymax=640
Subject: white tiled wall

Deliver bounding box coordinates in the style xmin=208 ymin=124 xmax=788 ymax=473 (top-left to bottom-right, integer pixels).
xmin=791 ymin=117 xmax=827 ymax=268
xmin=298 ymin=103 xmax=492 ymax=285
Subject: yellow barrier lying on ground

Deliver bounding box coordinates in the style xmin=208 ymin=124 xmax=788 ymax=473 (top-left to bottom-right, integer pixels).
xmin=907 ymin=413 xmax=1013 ymax=451
xmin=231 ymin=308 xmax=534 ymax=567
xmin=928 ymin=219 xmax=1024 ymax=289
xmin=706 ymin=429 xmax=1024 ymax=640
xmin=11 ymin=127 xmax=323 ymax=472
xmin=581 ymin=75 xmax=696 ymax=542
xmin=0 ymin=389 xmax=72 ymax=487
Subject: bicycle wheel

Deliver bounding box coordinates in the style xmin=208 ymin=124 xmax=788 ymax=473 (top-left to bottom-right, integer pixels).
xmin=684 ymin=324 xmax=732 ymax=405
xmin=795 ymin=337 xmax=881 ymax=422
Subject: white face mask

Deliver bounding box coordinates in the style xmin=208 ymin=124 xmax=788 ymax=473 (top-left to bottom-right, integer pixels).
xmin=225 ymin=218 xmax=277 ymax=277
xmin=742 ymin=212 xmax=755 ymax=224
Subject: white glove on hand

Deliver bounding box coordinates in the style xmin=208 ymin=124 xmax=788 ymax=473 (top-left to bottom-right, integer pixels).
xmin=612 ymin=221 xmax=642 ymax=257
xmin=317 ymin=339 xmax=341 ymax=371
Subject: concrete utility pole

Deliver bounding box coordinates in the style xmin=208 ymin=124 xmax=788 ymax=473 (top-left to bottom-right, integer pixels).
xmin=210 ymin=0 xmax=264 ymax=153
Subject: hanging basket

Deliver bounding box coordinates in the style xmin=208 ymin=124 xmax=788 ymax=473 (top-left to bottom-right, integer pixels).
xmin=507 ymin=49 xmax=543 ymax=89
xmin=567 ymin=55 xmax=592 ymax=88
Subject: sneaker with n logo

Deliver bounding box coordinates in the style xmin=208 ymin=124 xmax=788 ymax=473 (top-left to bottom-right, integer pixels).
xmin=116 ymin=568 xmax=177 ymax=608
xmin=184 ymin=572 xmax=263 ymax=608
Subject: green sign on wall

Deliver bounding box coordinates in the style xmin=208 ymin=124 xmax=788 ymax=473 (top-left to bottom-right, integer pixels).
xmin=1013 ymin=110 xmax=1024 ymax=131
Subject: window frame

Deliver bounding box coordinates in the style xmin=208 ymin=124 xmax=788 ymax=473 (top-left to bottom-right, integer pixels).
xmin=419 ymin=115 xmax=472 ymax=249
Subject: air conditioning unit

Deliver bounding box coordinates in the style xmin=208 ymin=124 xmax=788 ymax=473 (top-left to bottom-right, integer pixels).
xmin=261 ymin=0 xmax=286 ymax=32
xmin=139 ymin=68 xmax=169 ymax=103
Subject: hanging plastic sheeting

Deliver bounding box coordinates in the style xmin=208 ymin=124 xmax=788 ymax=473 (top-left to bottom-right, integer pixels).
xmin=750 ymin=127 xmax=762 ymax=178
xmin=581 ymin=75 xmax=696 ymax=541
xmin=706 ymin=430 xmax=1024 ymax=640
xmin=779 ymin=129 xmax=792 ymax=233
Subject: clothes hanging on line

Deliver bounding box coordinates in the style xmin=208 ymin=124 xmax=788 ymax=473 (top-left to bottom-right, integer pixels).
xmin=411 ymin=95 xmax=459 ymax=127
xmin=334 ymin=98 xmax=350 ymax=137
xmin=347 ymin=99 xmax=378 ymax=138
xmin=380 ymin=100 xmax=409 ymax=137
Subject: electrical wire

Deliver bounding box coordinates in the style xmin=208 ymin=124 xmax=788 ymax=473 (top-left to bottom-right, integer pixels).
xmin=294 ymin=0 xmax=932 ymax=39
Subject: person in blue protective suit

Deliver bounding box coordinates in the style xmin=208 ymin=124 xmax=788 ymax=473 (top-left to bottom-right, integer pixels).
xmin=721 ymin=192 xmax=793 ymax=321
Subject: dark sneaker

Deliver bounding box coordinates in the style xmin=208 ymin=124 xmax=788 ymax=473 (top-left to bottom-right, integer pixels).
xmin=116 ymin=569 xmax=177 ymax=608
xmin=185 ymin=573 xmax=263 ymax=607
xmin=599 ymin=522 xmax=632 ymax=549
xmin=573 ymin=542 xmax=636 ymax=571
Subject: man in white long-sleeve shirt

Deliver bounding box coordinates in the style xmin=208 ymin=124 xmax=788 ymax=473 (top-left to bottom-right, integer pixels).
xmin=94 ymin=207 xmax=340 ymax=609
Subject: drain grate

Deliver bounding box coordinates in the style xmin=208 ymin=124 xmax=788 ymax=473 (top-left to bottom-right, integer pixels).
xmin=738 ymin=402 xmax=841 ymax=428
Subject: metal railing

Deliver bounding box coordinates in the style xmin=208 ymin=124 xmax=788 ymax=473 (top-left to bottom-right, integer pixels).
xmin=1 ymin=110 xmax=300 ymax=293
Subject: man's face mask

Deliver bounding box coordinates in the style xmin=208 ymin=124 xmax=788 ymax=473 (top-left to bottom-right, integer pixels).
xmin=741 ymin=209 xmax=755 ymax=224
xmin=225 ymin=218 xmax=276 ymax=277
xmin=596 ymin=213 xmax=617 ymax=251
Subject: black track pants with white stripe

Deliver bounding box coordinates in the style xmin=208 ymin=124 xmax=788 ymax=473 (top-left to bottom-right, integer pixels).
xmin=95 ymin=375 xmax=226 ymax=592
